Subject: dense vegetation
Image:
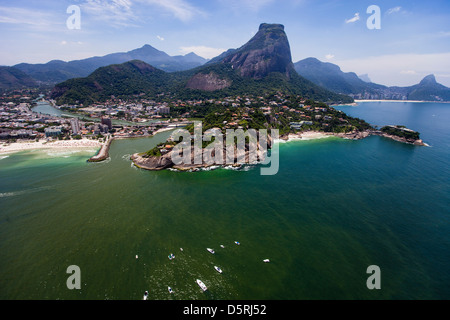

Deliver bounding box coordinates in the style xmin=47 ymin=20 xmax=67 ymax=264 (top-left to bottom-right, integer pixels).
xmin=380 ymin=126 xmax=420 ymax=141
xmin=173 ymin=95 xmax=372 ymax=138
xmin=0 ymin=66 xmax=37 ymax=91
xmin=51 ymin=60 xmax=354 ymax=106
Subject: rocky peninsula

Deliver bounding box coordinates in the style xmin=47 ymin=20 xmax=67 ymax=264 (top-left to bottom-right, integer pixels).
xmin=130 ymin=125 xmax=425 ymax=172
xmin=280 ymin=128 xmax=426 ymax=146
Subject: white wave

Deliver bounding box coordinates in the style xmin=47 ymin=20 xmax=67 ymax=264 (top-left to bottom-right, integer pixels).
xmin=0 ymin=155 xmax=9 ymax=160
xmin=223 ymin=165 xmax=243 ymax=171
xmin=199 ymin=165 xmax=220 ymax=171
xmin=122 ymin=154 xmax=132 ymax=160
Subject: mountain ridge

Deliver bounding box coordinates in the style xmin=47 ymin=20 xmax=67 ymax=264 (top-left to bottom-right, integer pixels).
xmin=0 ymin=66 xmax=38 ymax=91
xmin=294 ymin=58 xmax=450 ymax=101
xmin=13 ymin=45 xmax=208 ymax=84
xmin=51 ymin=23 xmax=353 ymax=105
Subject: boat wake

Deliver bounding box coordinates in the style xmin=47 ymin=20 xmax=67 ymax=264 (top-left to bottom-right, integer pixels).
xmin=0 ymin=185 xmax=54 ymax=198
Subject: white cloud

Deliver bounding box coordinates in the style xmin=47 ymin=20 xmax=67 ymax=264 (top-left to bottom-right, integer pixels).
xmin=387 ymin=6 xmax=402 ymax=15
xmin=400 ymin=70 xmax=417 ymax=75
xmin=179 ymin=46 xmax=226 ymax=59
xmin=156 ymin=35 xmax=164 ymax=41
xmin=60 ymin=40 xmax=84 ymax=46
xmin=345 ymin=13 xmax=360 ymax=24
xmin=325 ymin=54 xmax=335 ymax=60
xmin=0 ymin=6 xmax=57 ymax=27
xmin=142 ymin=0 xmax=206 ymax=22
xmin=82 ymin=0 xmax=138 ymax=27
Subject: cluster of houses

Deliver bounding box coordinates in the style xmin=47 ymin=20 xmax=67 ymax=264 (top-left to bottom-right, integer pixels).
xmin=60 ymin=99 xmax=171 ymax=122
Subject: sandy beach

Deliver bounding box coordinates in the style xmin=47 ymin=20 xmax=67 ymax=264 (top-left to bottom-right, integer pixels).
xmin=152 ymin=127 xmax=177 ymax=135
xmin=282 ymin=131 xmax=333 ymax=141
xmin=0 ymin=139 xmax=102 ymax=155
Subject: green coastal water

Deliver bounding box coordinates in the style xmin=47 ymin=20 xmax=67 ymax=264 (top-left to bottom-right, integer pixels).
xmin=0 ymin=102 xmax=449 ymax=300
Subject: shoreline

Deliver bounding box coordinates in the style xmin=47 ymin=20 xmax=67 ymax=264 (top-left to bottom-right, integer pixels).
xmin=280 ymin=130 xmax=425 ymax=146
xmin=0 ymin=127 xmax=177 ymax=158
xmin=354 ymin=99 xmax=450 ymax=103
xmin=0 ymin=139 xmax=103 ymax=155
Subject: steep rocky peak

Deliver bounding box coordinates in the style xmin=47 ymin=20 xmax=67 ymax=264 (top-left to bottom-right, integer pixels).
xmin=419 ymin=74 xmax=437 ymax=85
xmin=221 ymin=23 xmax=294 ymax=79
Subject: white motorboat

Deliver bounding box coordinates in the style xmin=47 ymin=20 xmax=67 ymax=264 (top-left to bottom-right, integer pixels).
xmin=220 ymin=245 xmax=225 ymax=248
xmin=196 ymin=279 xmax=208 ymax=291
xmin=143 ymin=291 xmax=149 ymax=300
xmin=263 ymin=259 xmax=270 ymax=263
xmin=214 ymin=266 xmax=223 ymax=274
xmin=207 ymin=248 xmax=215 ymax=254
xmin=168 ymin=287 xmax=173 ymax=294
xmin=168 ymin=253 xmax=175 ymax=260
xmin=235 ymin=241 xmax=240 ymax=245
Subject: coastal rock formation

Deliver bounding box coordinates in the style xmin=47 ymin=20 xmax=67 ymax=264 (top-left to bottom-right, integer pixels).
xmin=280 ymin=129 xmax=426 ymax=146
xmin=131 ymin=152 xmax=173 ymax=170
xmin=335 ymin=130 xmax=371 ymax=140
xmin=372 ymin=132 xmax=426 ymax=146
xmin=131 ymin=135 xmax=273 ymax=171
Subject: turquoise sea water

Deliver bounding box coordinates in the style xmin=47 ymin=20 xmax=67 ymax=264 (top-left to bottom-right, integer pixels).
xmin=0 ymin=101 xmax=449 ymax=300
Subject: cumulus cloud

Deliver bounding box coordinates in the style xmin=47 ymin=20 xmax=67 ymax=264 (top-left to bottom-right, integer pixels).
xmin=325 ymin=54 xmax=335 ymax=60
xmin=156 ymin=35 xmax=164 ymax=41
xmin=345 ymin=12 xmax=360 ymax=24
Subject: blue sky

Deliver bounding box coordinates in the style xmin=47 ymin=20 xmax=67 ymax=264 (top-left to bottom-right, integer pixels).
xmin=1 ymin=0 xmax=450 ymax=86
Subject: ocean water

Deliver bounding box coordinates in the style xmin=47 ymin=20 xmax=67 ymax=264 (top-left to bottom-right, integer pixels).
xmin=0 ymin=101 xmax=449 ymax=300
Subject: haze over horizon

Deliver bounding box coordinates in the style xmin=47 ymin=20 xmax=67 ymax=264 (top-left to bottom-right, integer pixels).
xmin=1 ymin=0 xmax=449 ymax=87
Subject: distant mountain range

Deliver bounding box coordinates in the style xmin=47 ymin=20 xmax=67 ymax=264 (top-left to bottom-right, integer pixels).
xmin=51 ymin=23 xmax=352 ymax=105
xmin=11 ymin=45 xmax=208 ymax=84
xmin=3 ymin=25 xmax=450 ymax=102
xmin=294 ymin=57 xmax=450 ymax=101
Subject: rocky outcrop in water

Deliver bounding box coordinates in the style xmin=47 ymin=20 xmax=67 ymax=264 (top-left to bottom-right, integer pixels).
xmin=131 ymin=134 xmax=273 ymax=171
